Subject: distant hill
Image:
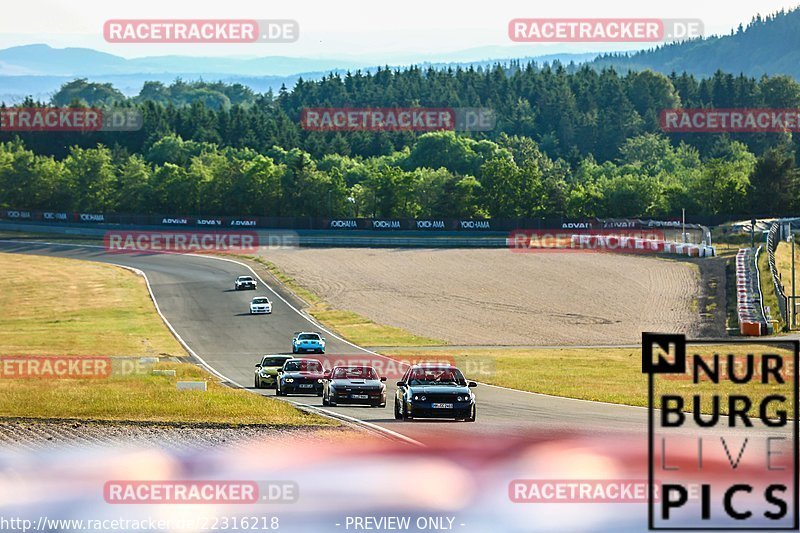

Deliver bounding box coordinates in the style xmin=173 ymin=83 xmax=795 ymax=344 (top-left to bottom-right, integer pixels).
xmin=592 ymin=7 xmax=800 ymax=78
xmin=0 ymin=44 xmax=598 ymax=102
xmin=0 ymin=44 xmax=364 ymax=77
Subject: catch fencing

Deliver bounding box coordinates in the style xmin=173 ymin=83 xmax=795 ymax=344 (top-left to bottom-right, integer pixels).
xmin=766 ymin=222 xmax=789 ymax=329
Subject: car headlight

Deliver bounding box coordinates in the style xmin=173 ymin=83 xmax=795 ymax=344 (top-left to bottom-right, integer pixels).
xmin=285 ymin=378 xmax=294 ymax=383
xmin=317 ymin=379 xmax=323 ymax=383
xmin=413 ymin=395 xmax=418 ymax=401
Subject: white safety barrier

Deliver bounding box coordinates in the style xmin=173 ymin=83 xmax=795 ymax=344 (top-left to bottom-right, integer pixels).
xmin=735 ymin=248 xmax=767 ymax=336
xmin=565 ymin=235 xmax=716 ymax=257
xmin=177 ymin=381 xmax=207 ymax=391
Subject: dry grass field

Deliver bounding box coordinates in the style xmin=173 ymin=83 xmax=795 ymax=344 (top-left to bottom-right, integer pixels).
xmin=262 ymin=248 xmax=703 ymax=346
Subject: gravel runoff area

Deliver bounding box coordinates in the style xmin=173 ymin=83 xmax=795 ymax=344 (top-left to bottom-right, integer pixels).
xmin=0 ymin=419 xmax=361 ymax=453
xmin=262 ymin=247 xmax=708 ymax=346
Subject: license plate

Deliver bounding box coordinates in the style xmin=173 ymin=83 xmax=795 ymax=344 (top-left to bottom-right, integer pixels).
xmin=298 ymin=384 xmax=313 ymax=388
xmin=351 ymin=394 xmax=369 ymax=399
xmin=432 ymin=403 xmax=453 ymax=409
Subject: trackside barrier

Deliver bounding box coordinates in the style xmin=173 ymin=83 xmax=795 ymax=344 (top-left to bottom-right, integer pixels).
xmin=736 ymin=248 xmax=768 ymax=336
xmin=505 ymin=234 xmax=716 ymax=257
xmin=0 ymin=208 xmax=710 ymax=237
xmin=571 ymin=237 xmax=716 ymax=257
xmin=766 ymin=222 xmax=789 ymax=329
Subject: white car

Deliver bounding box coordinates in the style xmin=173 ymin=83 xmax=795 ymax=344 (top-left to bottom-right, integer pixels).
xmin=234 ymin=275 xmax=257 ymax=290
xmin=250 ymin=296 xmax=272 ymax=314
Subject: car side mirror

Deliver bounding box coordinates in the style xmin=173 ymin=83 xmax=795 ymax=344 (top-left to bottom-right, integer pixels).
xmin=323 ymin=371 xmax=332 ymax=379
xmin=380 ymin=377 xmax=387 ymax=382
xmin=277 ymin=369 xmax=283 ymax=373
xmin=468 ymin=381 xmax=478 ymax=388
xmin=255 ymin=364 xmax=261 ymax=368
xmin=396 ymin=381 xmax=406 ymax=387
xmin=322 ymin=337 xmax=326 ymax=342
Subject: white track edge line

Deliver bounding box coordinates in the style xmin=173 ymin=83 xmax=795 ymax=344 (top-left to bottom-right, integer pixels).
xmin=113 ymin=262 xmax=424 ymax=445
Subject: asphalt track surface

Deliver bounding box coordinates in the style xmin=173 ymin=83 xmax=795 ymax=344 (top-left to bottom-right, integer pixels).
xmin=0 ymin=241 xmax=785 ymax=445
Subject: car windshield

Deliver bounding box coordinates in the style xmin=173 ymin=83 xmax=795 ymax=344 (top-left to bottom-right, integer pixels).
xmin=284 ymin=360 xmax=323 ymax=372
xmin=238 ymin=277 xmax=253 ymax=281
xmin=298 ymin=333 xmax=320 ymax=341
xmin=407 ymin=367 xmax=466 ymax=386
xmin=333 ymin=367 xmax=378 ymax=380
xmin=252 ymin=298 xmax=269 ymax=304
xmin=261 ymin=357 xmax=288 ymax=367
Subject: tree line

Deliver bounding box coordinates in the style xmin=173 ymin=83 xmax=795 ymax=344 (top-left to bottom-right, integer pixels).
xmin=1 ymin=131 xmax=797 ymax=218
xmin=2 ymin=64 xmax=800 ymax=217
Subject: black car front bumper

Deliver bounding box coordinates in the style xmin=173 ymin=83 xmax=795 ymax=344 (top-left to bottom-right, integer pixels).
xmin=331 ymin=391 xmax=386 ymax=405
xmin=406 ymin=401 xmax=474 ymax=419
xmin=280 ymin=381 xmax=323 ymax=394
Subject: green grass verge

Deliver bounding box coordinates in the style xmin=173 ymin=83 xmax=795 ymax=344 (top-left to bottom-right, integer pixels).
xmin=0 ymin=362 xmax=332 ymax=425
xmin=386 ymin=346 xmax=794 ymax=417
xmin=0 ymin=252 xmax=334 ymax=426
xmin=774 ymin=241 xmax=799 ymax=328
xmin=757 ymin=247 xmax=786 ymax=332
xmin=0 ymin=252 xmax=187 ymax=357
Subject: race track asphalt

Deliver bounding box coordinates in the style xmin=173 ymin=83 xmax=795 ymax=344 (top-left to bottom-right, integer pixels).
xmin=0 ymin=241 xmax=780 ymax=445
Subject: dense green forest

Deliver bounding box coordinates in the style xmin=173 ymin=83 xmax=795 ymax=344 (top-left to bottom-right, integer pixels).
xmin=3 ymin=41 xmax=800 ymax=217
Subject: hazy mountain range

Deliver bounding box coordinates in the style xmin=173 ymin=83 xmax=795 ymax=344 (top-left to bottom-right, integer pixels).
xmin=2 ymin=7 xmax=800 ymax=103
xmin=0 ymin=44 xmax=598 ymax=102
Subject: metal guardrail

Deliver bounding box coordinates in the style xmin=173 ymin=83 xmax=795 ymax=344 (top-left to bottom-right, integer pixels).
xmin=766 ymin=222 xmax=789 ymax=328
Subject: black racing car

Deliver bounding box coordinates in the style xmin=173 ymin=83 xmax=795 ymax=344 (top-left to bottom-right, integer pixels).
xmin=394 ymin=364 xmax=477 ymax=421
xmin=322 ymin=365 xmax=387 ymax=407
xmin=276 ymin=358 xmax=324 ymax=396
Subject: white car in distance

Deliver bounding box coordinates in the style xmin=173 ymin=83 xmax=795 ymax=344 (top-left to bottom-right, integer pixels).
xmin=234 ymin=276 xmax=257 ymax=290
xmin=250 ymin=296 xmax=272 ymax=314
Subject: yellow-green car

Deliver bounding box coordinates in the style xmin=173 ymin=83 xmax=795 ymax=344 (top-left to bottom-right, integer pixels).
xmin=254 ymin=355 xmax=294 ymax=389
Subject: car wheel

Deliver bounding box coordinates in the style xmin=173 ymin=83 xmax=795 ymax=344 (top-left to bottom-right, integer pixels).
xmin=322 ymin=393 xmax=329 ymax=406
xmin=466 ymin=405 xmax=476 ymax=422
xmin=402 ymin=401 xmax=412 ymax=420
xmin=254 ymin=377 xmax=259 ymax=389
xmin=394 ymin=400 xmax=402 ymax=419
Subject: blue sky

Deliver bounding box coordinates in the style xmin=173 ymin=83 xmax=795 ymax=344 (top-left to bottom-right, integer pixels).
xmin=1 ymin=0 xmax=797 ymax=62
